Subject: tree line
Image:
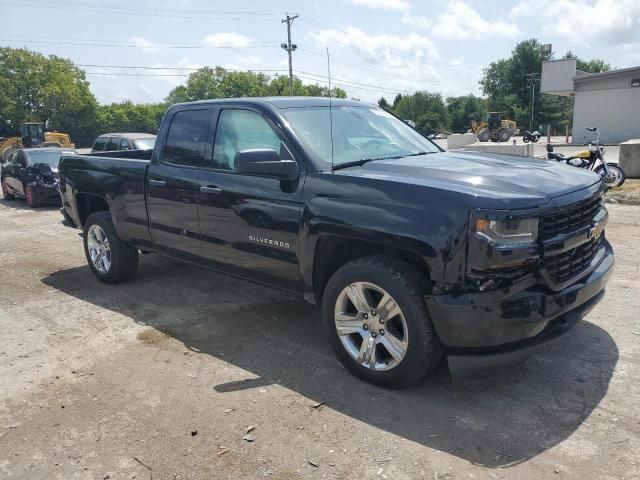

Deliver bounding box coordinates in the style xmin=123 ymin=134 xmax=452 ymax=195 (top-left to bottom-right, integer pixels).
xmin=379 ymin=39 xmax=610 ymax=135
xmin=1 ymin=41 xmax=610 ymax=147
xmin=0 ymin=48 xmax=346 ymax=147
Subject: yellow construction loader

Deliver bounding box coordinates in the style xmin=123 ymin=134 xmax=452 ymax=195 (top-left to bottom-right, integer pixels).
xmin=469 ymin=112 xmax=516 ymax=142
xmin=0 ymin=122 xmax=75 ymax=159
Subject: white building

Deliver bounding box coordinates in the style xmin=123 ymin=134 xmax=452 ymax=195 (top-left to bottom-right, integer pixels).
xmin=541 ymin=58 xmax=640 ymax=144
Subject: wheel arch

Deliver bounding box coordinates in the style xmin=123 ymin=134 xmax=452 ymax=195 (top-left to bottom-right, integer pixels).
xmin=308 ymin=234 xmax=434 ymax=304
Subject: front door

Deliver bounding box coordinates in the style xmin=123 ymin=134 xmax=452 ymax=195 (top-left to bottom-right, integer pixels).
xmin=197 ymin=108 xmax=304 ymax=291
xmin=146 ymin=107 xmax=212 ymax=258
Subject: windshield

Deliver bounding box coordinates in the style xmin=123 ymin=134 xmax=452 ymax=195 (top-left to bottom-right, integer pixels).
xmin=27 ymin=150 xmax=61 ymax=167
xmin=282 ymin=106 xmax=439 ymax=167
xmin=132 ymin=137 xmax=156 ymax=150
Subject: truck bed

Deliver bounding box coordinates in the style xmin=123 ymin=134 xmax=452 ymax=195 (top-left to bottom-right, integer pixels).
xmin=59 ymin=152 xmax=151 ymax=244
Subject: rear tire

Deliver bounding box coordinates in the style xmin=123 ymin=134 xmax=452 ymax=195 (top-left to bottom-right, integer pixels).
xmin=322 ymin=255 xmax=443 ymax=388
xmin=83 ymin=211 xmax=139 ymax=283
xmin=1 ymin=178 xmax=15 ymax=200
xmin=498 ymin=128 xmax=510 ymax=142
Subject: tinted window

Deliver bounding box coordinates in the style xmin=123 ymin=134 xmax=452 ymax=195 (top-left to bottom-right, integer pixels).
xmin=163 ymin=109 xmax=210 ymax=167
xmin=119 ymin=138 xmax=130 ymax=150
xmin=213 ymin=110 xmax=281 ymax=171
xmin=92 ymin=137 xmax=107 ymax=151
xmin=105 ymin=137 xmax=120 ymax=151
xmin=27 ymin=150 xmax=62 ymax=167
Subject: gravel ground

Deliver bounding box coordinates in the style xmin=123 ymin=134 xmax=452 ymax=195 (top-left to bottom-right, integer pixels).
xmin=0 ymin=199 xmax=639 ymax=480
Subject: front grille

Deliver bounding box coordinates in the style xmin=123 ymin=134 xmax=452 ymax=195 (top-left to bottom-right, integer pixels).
xmin=540 ymin=237 xmax=601 ymax=285
xmin=539 ymin=196 xmax=603 ymax=241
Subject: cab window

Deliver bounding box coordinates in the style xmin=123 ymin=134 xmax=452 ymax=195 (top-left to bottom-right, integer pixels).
xmin=212 ymin=109 xmax=282 ymax=171
xmin=92 ymin=137 xmax=107 ymax=151
xmin=120 ymin=138 xmax=130 ymax=150
xmin=162 ymin=109 xmax=211 ymax=167
xmin=105 ymin=137 xmax=120 ymax=151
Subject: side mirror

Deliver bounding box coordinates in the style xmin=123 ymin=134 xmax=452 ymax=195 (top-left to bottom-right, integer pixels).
xmin=235 ymin=149 xmax=299 ymax=181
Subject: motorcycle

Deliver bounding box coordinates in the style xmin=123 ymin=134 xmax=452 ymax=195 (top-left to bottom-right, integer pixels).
xmin=523 ymin=130 xmax=542 ymax=143
xmin=546 ymin=127 xmax=625 ymax=189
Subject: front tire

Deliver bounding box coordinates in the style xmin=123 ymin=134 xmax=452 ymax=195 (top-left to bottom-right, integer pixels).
xmin=322 ymin=255 xmax=442 ymax=388
xmin=25 ymin=184 xmax=40 ymax=208
xmin=595 ymin=163 xmax=625 ymax=188
xmin=83 ymin=211 xmax=139 ymax=283
xmin=523 ymin=136 xmax=530 ymax=143
xmin=477 ymin=128 xmax=490 ymax=142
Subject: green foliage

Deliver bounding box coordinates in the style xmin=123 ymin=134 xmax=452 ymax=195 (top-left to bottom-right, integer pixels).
xmin=0 ymin=47 xmax=98 ymax=145
xmin=96 ymin=102 xmax=167 ymax=135
xmin=166 ymin=67 xmax=346 ymax=103
xmin=377 ymin=97 xmax=390 ymax=110
xmin=446 ymin=95 xmax=486 ymax=133
xmin=480 ymin=40 xmax=613 ymax=131
xmin=385 ymin=91 xmax=449 ymax=133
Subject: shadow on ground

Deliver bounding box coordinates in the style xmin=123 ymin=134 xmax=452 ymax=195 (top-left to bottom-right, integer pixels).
xmin=0 ymin=198 xmax=60 ymax=212
xmin=42 ymin=255 xmax=618 ymax=468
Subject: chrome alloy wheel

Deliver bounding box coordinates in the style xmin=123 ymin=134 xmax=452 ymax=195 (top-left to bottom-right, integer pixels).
xmin=87 ymin=224 xmax=111 ymax=273
xmin=334 ymin=282 xmax=409 ymax=371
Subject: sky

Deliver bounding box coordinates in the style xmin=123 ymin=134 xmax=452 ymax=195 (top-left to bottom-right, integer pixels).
xmin=2 ymin=0 xmax=639 ymax=105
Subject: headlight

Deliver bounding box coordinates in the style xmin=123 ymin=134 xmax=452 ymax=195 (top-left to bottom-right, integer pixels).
xmin=467 ymin=210 xmax=540 ymax=275
xmin=472 ymin=216 xmax=538 ymax=248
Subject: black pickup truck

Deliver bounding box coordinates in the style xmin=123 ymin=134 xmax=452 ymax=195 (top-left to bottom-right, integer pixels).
xmin=59 ymin=97 xmax=614 ymax=387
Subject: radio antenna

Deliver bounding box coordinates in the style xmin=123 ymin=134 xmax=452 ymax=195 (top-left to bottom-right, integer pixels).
xmin=327 ymin=47 xmax=335 ymax=171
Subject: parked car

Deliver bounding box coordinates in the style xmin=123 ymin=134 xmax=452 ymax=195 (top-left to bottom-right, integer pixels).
xmin=1 ymin=147 xmax=71 ymax=207
xmin=91 ymin=133 xmax=156 ymax=153
xmin=58 ymin=98 xmax=614 ymax=387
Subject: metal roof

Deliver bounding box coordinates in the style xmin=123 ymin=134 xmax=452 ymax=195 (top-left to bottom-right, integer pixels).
xmin=574 ymin=65 xmax=640 ymax=83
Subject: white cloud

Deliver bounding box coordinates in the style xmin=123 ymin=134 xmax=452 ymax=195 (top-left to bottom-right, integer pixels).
xmin=349 ymin=0 xmax=410 ymax=11
xmin=239 ymin=56 xmax=262 ymax=65
xmin=521 ymin=0 xmax=640 ymax=47
xmin=401 ymin=13 xmax=431 ymax=29
xmin=129 ymin=36 xmax=159 ymax=54
xmin=150 ymin=58 xmax=203 ymax=86
xmin=432 ymin=1 xmax=520 ymax=39
xmin=204 ymin=32 xmax=252 ymax=48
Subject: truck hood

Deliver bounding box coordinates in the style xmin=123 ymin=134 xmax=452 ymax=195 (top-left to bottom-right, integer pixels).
xmin=336 ymin=151 xmax=601 ymax=209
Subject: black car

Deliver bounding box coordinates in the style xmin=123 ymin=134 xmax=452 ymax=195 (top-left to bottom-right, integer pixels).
xmin=1 ymin=147 xmax=69 ymax=207
xmin=91 ymin=133 xmax=156 ymax=153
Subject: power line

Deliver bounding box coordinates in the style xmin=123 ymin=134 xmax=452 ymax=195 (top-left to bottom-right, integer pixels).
xmin=0 ymin=38 xmax=281 ymax=49
xmin=0 ymin=0 xmax=279 ymax=20
xmin=78 ymin=64 xmax=289 ymax=73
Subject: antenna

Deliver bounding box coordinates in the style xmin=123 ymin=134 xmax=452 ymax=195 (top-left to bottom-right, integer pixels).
xmin=327 ymin=47 xmax=335 ymax=171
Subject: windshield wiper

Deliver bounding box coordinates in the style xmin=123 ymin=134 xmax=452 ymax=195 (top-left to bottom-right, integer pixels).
xmin=331 ymin=151 xmax=432 ymax=171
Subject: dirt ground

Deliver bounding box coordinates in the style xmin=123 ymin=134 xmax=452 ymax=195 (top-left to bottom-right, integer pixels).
xmin=0 ymin=199 xmax=639 ymax=480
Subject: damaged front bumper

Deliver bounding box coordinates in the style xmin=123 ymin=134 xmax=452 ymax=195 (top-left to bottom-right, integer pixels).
xmin=425 ymin=240 xmax=614 ymax=380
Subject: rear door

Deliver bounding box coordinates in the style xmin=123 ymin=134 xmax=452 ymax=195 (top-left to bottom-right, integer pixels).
xmin=196 ymin=107 xmax=304 ymax=290
xmin=146 ymin=107 xmax=213 ymax=258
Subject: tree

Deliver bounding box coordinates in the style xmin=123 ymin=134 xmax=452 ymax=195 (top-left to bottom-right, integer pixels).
xmin=480 ymin=40 xmax=613 ymax=131
xmin=446 ymin=95 xmax=486 ymax=133
xmin=0 ymin=47 xmax=98 ymax=145
xmin=392 ymin=91 xmax=449 ymax=132
xmin=166 ymin=67 xmax=346 ymax=104
xmin=377 ymin=97 xmax=390 ymax=110
xmin=96 ymin=102 xmax=166 ymax=135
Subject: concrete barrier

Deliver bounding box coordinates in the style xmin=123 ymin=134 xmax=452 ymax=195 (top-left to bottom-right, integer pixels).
xmin=460 ymin=142 xmax=534 ymax=157
xmin=446 ymin=133 xmax=477 ymax=150
xmin=619 ymin=139 xmax=640 ymax=178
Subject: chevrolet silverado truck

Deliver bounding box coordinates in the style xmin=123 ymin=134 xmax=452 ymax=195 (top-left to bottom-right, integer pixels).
xmin=58 ymin=98 xmax=614 ymax=387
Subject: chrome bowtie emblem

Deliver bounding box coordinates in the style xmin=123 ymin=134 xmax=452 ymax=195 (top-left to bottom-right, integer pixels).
xmin=589 ymin=222 xmax=604 ymax=240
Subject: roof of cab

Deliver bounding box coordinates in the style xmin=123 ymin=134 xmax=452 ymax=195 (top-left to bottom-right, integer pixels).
xmin=97 ymin=133 xmax=157 ymax=139
xmin=172 ymin=96 xmax=370 ymax=109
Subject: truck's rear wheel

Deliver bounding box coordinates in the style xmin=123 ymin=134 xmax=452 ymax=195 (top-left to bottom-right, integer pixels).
xmin=322 ymin=255 xmax=442 ymax=388
xmin=83 ymin=211 xmax=139 ymax=283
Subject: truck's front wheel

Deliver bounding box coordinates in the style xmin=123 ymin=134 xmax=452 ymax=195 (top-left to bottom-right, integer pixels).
xmin=322 ymin=256 xmax=442 ymax=388
xmin=83 ymin=211 xmax=139 ymax=284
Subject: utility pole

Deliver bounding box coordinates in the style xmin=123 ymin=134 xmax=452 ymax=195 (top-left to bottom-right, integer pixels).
xmin=525 ymin=73 xmax=539 ymax=131
xmin=281 ymin=13 xmax=298 ymax=96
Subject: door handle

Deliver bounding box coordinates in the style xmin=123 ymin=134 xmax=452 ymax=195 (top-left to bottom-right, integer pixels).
xmin=200 ymin=185 xmax=222 ymax=194
xmin=149 ymin=179 xmax=166 ymax=187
